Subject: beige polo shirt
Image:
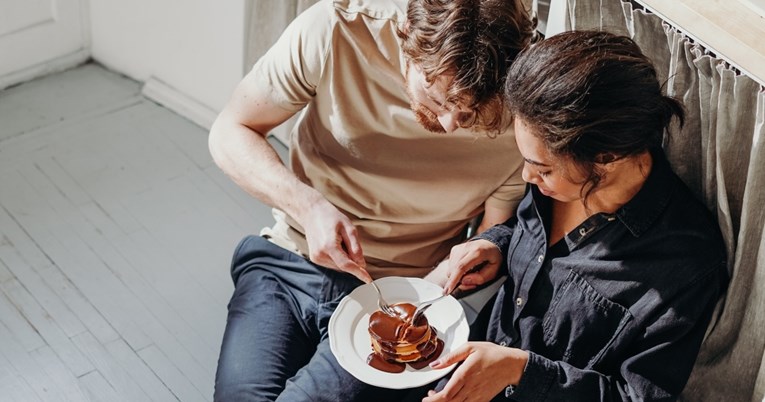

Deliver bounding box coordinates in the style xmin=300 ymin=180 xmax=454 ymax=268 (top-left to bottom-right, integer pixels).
xmin=252 ymin=0 xmax=525 ymax=279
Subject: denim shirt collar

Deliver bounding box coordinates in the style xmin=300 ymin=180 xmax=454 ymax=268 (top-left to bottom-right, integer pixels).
xmin=529 ymin=148 xmax=675 ymax=240
xmin=614 ymin=148 xmax=675 ymax=237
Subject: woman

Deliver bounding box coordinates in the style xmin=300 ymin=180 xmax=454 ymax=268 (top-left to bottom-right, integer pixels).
xmin=424 ymin=31 xmax=728 ymax=401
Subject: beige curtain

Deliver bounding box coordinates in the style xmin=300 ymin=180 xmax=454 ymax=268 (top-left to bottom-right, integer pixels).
xmin=244 ymin=0 xmax=319 ymax=72
xmin=565 ymin=1 xmax=765 ymax=401
xmin=244 ymin=0 xmax=319 ymax=143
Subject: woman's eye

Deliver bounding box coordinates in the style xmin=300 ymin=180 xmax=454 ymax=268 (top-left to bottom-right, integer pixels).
xmin=538 ymin=170 xmax=551 ymax=177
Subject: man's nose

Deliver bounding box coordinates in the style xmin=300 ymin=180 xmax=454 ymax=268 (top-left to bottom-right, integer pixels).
xmin=437 ymin=112 xmax=460 ymax=133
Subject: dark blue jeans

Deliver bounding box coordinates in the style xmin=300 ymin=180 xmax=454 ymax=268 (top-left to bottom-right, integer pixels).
xmin=214 ymin=235 xmax=412 ymax=401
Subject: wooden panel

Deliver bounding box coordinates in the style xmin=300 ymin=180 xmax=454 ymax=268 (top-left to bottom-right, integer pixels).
xmin=636 ymin=0 xmax=765 ymax=87
xmin=0 ymin=64 xmax=142 ymax=141
xmin=0 ymin=244 xmax=86 ymax=338
xmin=78 ymin=371 xmax=121 ymax=402
xmin=0 ymin=259 xmax=14 ymax=283
xmin=0 ymin=353 xmax=40 ymax=402
xmin=1 ymin=278 xmax=95 ymax=377
xmin=29 ymin=346 xmax=89 ymax=402
xmin=0 ymin=290 xmax=46 ymax=351
xmin=38 ymin=265 xmax=121 ymax=345
xmin=103 ymin=339 xmax=178 ymax=402
xmin=71 ymin=332 xmax=151 ymax=401
xmin=0 ymin=320 xmax=62 ymax=401
xmin=138 ymin=345 xmax=207 ymax=402
xmin=0 ymin=63 xmax=282 ymax=401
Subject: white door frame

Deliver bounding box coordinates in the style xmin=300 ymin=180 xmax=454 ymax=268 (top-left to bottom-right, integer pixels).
xmin=0 ymin=0 xmax=89 ymax=90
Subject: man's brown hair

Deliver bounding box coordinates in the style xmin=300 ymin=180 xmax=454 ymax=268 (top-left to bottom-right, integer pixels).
xmin=398 ymin=0 xmax=536 ymax=134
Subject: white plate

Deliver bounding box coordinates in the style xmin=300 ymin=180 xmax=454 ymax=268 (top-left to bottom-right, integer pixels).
xmin=328 ymin=276 xmax=469 ymax=389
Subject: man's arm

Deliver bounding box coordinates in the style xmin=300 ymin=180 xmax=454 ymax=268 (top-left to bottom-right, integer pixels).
xmin=208 ymin=71 xmax=371 ymax=283
xmin=425 ymin=202 xmax=514 ymax=287
xmin=475 ymin=202 xmax=513 ymax=234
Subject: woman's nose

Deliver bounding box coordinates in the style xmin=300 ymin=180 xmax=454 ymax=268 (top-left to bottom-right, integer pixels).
xmin=521 ymin=163 xmax=538 ymax=184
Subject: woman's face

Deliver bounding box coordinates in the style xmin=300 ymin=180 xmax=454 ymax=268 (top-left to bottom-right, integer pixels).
xmin=514 ymin=118 xmax=586 ymax=202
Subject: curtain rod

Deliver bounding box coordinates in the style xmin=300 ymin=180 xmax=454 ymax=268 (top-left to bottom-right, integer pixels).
xmin=632 ymin=0 xmax=765 ymax=88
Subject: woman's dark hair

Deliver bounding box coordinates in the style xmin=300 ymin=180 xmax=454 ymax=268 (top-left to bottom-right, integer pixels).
xmin=504 ymin=30 xmax=684 ymax=198
xmin=398 ymin=0 xmax=537 ymax=134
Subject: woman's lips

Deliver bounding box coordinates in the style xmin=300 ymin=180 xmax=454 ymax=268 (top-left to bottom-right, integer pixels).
xmin=538 ymin=186 xmax=554 ymax=197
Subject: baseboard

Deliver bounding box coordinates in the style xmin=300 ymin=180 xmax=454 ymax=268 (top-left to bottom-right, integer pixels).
xmin=141 ymin=77 xmax=218 ymax=130
xmin=0 ymin=49 xmax=90 ymax=90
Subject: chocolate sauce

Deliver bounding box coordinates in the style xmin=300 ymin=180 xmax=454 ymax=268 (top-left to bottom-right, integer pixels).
xmin=366 ymin=302 xmax=445 ymax=373
xmin=408 ymin=339 xmax=444 ymax=370
xmin=366 ymin=352 xmax=406 ymax=373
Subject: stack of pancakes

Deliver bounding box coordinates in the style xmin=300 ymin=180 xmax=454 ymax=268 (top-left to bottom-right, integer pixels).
xmin=367 ymin=302 xmax=441 ymax=365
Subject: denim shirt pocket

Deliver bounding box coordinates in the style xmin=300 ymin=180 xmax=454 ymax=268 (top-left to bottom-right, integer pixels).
xmin=541 ymin=270 xmax=632 ymax=368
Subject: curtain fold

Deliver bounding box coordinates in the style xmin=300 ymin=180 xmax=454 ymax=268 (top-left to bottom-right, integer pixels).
xmin=244 ymin=0 xmax=320 ymax=143
xmin=245 ymin=0 xmax=320 ymax=72
xmin=566 ymin=1 xmax=765 ymax=401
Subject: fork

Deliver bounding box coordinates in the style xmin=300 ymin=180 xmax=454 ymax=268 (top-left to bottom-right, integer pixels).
xmin=370 ymin=280 xmax=398 ymax=316
xmin=410 ymin=261 xmax=489 ymax=323
xmin=410 ymin=286 xmax=458 ymax=324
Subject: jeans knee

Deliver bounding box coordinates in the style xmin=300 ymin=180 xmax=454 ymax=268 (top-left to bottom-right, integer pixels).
xmin=214 ymin=382 xmax=276 ymax=402
xmin=229 ymin=235 xmax=267 ymax=284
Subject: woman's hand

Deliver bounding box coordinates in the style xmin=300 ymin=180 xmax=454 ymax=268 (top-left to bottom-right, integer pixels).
xmin=424 ymin=342 xmax=529 ymax=402
xmin=299 ymin=198 xmax=372 ymax=283
xmin=442 ymin=240 xmax=502 ymax=294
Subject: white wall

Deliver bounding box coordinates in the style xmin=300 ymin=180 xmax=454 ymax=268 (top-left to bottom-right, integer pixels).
xmin=89 ymin=0 xmax=247 ymax=128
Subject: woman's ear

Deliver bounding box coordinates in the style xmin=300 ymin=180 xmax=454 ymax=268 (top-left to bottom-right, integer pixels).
xmin=595 ymin=153 xmax=619 ymax=173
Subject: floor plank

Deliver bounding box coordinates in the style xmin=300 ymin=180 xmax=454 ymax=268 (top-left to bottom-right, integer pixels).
xmin=29 ymin=346 xmax=90 ymax=402
xmin=0 ymin=63 xmax=282 ymax=401
xmin=0 ymin=64 xmax=141 ymax=142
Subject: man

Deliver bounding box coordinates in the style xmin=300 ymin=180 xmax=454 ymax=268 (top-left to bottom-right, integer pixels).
xmin=209 ymin=0 xmax=535 ymax=400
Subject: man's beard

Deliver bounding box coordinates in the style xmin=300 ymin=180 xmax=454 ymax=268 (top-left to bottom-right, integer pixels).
xmin=404 ymin=64 xmax=446 ymax=134
xmin=411 ymin=102 xmax=446 ymax=133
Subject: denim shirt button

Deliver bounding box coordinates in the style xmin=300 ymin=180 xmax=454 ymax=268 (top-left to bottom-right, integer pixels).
xmin=505 ymin=385 xmax=516 ymax=397
xmin=537 ymin=255 xmax=544 ymax=263
xmin=499 ymin=341 xmax=508 ymax=347
xmin=515 ymin=297 xmax=523 ymax=306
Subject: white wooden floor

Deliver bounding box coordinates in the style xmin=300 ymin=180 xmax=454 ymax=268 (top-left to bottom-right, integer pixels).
xmin=0 ymin=63 xmax=283 ymax=401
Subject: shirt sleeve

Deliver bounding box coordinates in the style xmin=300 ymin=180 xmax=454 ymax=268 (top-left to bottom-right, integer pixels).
xmin=484 ymin=143 xmax=526 ymax=213
xmin=475 ymin=219 xmax=516 ymax=259
xmin=248 ymin=0 xmax=334 ymax=112
xmin=506 ymin=263 xmax=727 ymax=402
xmin=484 ymin=176 xmax=526 ymax=213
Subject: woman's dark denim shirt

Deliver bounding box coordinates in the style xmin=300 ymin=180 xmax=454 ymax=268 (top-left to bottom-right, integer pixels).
xmin=476 ymin=150 xmax=728 ymax=401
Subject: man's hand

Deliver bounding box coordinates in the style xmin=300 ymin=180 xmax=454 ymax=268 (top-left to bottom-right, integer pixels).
xmin=424 ymin=342 xmax=528 ymax=402
xmin=442 ymin=240 xmax=502 ymax=294
xmin=299 ymin=198 xmax=372 ymax=283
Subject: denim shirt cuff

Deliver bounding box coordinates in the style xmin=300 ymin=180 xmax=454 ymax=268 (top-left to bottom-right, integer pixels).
xmin=474 ymin=225 xmax=512 ymax=258
xmin=504 ymin=351 xmax=556 ymax=401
